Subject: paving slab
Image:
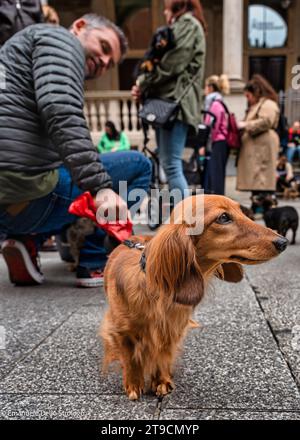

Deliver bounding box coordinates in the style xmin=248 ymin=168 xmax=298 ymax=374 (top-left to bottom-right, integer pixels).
xmin=0 ymin=254 xmax=101 ymax=380
xmin=246 ymin=242 xmax=300 ymax=389
xmin=1 ymin=196 xmax=300 ymax=420
xmin=0 ymin=394 xmax=158 ymax=420
xmin=161 ymin=279 xmax=300 ymax=411
xmin=1 ymin=277 xmax=300 ymax=419
xmin=160 ymin=409 xmax=300 ymax=420
xmin=0 ymin=305 xmax=121 ymax=395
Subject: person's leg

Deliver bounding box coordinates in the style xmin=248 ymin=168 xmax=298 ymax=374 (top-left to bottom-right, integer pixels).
xmin=77 ymin=151 xmax=152 ymax=281
xmin=208 ymin=141 xmax=229 ymax=195
xmin=286 ymin=147 xmax=295 ymax=163
xmin=202 ymin=154 xmax=211 ymax=193
xmin=1 ymin=152 xmax=151 ymax=285
xmin=50 ymin=152 xmax=151 ymax=274
xmin=156 ymin=121 xmax=189 ymax=197
xmin=100 ymin=150 xmax=152 ymax=210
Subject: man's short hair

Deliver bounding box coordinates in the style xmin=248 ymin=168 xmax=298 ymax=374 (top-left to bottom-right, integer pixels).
xmin=81 ymin=13 xmax=128 ymax=61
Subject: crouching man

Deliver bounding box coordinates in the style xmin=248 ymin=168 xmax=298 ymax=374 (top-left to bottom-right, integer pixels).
xmin=0 ymin=14 xmax=151 ymax=287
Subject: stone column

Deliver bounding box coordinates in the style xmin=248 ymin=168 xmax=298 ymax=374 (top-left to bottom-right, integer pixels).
xmin=223 ymin=0 xmax=244 ymax=92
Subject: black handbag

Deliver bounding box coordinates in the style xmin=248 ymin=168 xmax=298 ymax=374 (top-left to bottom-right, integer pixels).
xmin=138 ymin=98 xmax=179 ymax=128
xmin=138 ymin=72 xmax=200 ymax=129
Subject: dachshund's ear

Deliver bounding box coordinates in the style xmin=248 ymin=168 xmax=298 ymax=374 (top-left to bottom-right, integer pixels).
xmin=147 ymin=225 xmax=204 ymax=306
xmin=216 ymin=263 xmax=244 ymax=283
xmin=174 ymin=266 xmax=204 ymax=306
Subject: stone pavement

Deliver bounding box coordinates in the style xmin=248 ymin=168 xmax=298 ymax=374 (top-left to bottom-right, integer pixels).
xmin=0 ymin=177 xmax=300 ymax=420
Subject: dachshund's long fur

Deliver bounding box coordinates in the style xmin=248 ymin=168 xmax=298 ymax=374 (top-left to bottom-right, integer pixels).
xmin=100 ymin=195 xmax=286 ymax=400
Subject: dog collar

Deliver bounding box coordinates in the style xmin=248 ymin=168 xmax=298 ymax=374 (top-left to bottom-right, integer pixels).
xmin=123 ymin=240 xmax=146 ymax=273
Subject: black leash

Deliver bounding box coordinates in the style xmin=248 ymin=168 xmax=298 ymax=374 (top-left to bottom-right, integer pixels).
xmin=123 ymin=240 xmax=146 ymax=273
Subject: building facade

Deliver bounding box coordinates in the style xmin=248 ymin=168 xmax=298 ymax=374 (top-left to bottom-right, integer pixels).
xmin=49 ymin=0 xmax=300 ymax=141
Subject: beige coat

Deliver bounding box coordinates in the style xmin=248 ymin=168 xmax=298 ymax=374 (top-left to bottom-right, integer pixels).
xmin=237 ymin=98 xmax=280 ymax=192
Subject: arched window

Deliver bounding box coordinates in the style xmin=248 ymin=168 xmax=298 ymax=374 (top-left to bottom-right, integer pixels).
xmin=248 ymin=4 xmax=288 ymax=49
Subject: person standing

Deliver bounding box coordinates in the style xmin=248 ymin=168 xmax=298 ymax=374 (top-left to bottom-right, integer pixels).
xmin=202 ymin=74 xmax=230 ymax=195
xmin=237 ymin=74 xmax=280 ymax=211
xmin=132 ymin=0 xmax=207 ymax=198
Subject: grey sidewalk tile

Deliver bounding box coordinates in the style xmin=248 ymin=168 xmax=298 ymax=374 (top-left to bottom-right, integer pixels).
xmin=0 ymin=254 xmax=103 ymax=379
xmin=1 ymin=280 xmax=300 ymax=413
xmin=1 ymin=242 xmax=300 ymax=418
xmin=0 ymin=394 xmax=157 ymax=420
xmin=159 ymin=409 xmax=300 ymax=420
xmin=0 ymin=306 xmax=120 ymax=395
xmin=246 ymin=245 xmax=300 ymax=386
xmin=162 ymin=279 xmax=300 ymax=411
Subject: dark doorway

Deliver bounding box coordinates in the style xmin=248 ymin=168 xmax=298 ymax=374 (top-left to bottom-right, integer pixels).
xmin=119 ymin=59 xmax=140 ymax=90
xmin=249 ymin=56 xmax=286 ymax=92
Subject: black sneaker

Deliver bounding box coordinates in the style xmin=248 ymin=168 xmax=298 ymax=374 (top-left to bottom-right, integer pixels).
xmin=1 ymin=238 xmax=44 ymax=286
xmin=76 ymin=266 xmax=105 ymax=288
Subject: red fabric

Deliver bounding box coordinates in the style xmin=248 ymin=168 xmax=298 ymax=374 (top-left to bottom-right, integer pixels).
xmin=68 ymin=192 xmax=133 ymax=242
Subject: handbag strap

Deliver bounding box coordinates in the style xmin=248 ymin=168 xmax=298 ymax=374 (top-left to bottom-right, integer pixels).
xmin=175 ymin=71 xmax=201 ymax=104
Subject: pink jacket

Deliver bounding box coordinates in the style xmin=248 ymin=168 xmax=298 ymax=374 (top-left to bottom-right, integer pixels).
xmin=205 ymin=100 xmax=228 ymax=143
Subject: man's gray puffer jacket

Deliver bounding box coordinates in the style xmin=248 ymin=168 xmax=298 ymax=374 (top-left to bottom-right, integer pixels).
xmin=0 ymin=24 xmax=112 ymax=194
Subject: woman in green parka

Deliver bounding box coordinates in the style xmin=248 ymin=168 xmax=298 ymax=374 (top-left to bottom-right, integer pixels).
xmin=132 ymin=0 xmax=207 ymax=197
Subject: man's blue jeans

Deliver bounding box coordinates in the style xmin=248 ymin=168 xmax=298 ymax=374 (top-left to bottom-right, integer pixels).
xmin=0 ymin=151 xmax=152 ymax=270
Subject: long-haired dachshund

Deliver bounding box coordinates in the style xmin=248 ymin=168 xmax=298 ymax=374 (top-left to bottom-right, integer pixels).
xmin=100 ymin=195 xmax=288 ymax=400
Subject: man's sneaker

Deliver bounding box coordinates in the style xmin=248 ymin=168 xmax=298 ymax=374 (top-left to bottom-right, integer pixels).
xmin=1 ymin=238 xmax=44 ymax=286
xmin=76 ymin=266 xmax=105 ymax=288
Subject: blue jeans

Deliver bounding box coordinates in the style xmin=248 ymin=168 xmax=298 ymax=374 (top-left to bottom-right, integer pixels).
xmin=0 ymin=151 xmax=152 ymax=270
xmin=156 ymin=121 xmax=189 ymax=196
xmin=287 ymin=146 xmax=300 ymax=163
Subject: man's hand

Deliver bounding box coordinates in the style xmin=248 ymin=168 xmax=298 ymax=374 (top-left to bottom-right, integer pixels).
xmin=131 ymin=84 xmax=141 ymax=103
xmin=94 ymin=189 xmax=130 ymax=224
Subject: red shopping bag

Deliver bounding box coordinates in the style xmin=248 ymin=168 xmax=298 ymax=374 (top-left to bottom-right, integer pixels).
xmin=69 ymin=192 xmax=133 ymax=242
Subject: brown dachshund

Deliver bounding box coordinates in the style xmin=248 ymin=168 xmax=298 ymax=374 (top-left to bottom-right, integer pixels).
xmin=100 ymin=195 xmax=288 ymax=400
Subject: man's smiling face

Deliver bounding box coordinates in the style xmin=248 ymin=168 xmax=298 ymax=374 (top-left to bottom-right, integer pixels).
xmin=72 ymin=20 xmax=121 ymax=79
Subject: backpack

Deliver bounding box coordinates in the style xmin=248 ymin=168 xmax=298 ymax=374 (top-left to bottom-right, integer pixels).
xmin=0 ymin=0 xmax=44 ymax=46
xmin=217 ymin=100 xmax=241 ymax=150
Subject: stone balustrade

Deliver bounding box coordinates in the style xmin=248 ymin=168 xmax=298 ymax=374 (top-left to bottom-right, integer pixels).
xmin=84 ymin=91 xmax=156 ymax=149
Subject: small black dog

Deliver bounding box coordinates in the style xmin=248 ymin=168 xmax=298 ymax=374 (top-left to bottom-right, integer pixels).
xmin=134 ymin=26 xmax=175 ymax=78
xmin=263 ymin=199 xmax=299 ymax=245
xmin=251 ymin=193 xmax=278 ymax=213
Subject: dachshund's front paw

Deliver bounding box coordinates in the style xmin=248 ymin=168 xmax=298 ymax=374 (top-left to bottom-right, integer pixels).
xmin=126 ymin=385 xmax=143 ymax=401
xmin=152 ymin=379 xmax=174 ymax=397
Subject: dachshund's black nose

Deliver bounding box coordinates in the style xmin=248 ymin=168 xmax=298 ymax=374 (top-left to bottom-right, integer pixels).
xmin=273 ymin=237 xmax=288 ymax=253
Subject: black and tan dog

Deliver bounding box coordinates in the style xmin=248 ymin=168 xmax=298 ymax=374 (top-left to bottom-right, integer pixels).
xmin=134 ymin=26 xmax=175 ymax=78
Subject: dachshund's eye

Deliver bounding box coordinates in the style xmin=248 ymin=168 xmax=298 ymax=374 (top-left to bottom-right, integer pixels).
xmin=216 ymin=213 xmax=232 ymax=225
